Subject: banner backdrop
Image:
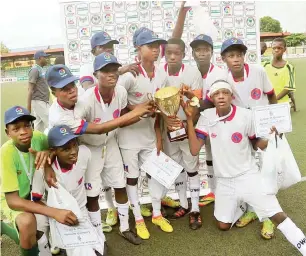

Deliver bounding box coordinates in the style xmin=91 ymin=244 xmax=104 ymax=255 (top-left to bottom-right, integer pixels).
xmin=59 ymin=0 xmax=259 ymax=208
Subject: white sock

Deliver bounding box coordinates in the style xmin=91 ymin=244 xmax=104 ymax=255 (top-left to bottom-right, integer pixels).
xmin=189 ymin=174 xmax=200 ymax=212
xmin=88 ymin=210 xmax=105 ymax=241
xmin=148 ymin=177 xmax=163 ymax=217
xmin=277 ymin=217 xmax=306 ymax=255
xmin=126 ymin=184 xmax=143 ymax=221
xmin=117 ymin=202 xmax=130 ymax=232
xmin=175 ymin=172 xmax=188 ymax=209
xmin=206 ymin=165 xmax=216 ymax=193
xmin=37 ymin=233 xmax=51 ymax=256
xmin=103 ymin=187 xmax=115 ymax=209
xmin=151 ymin=198 xmax=162 ymax=217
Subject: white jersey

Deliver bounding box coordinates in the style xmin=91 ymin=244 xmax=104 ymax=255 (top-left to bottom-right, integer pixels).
xmin=77 ymin=85 xmax=128 ymax=146
xmin=79 ymin=63 xmax=97 ymax=86
xmin=117 ymin=64 xmax=168 ymax=149
xmin=31 ymin=145 xmax=91 ymax=209
xmin=48 ymin=99 xmax=88 ymax=135
xmin=195 ymin=105 xmax=258 ymax=178
xmin=225 ymin=64 xmax=274 ymax=108
xmin=158 ymin=63 xmax=202 ymax=120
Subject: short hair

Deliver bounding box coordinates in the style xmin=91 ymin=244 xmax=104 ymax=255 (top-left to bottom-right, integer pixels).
xmin=272 ymin=37 xmax=287 ymax=47
xmin=54 ymin=56 xmax=65 ymax=65
xmin=166 ymin=38 xmax=186 ymax=53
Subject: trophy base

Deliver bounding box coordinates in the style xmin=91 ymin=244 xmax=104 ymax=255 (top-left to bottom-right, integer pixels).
xmin=167 ymin=125 xmax=188 ymax=142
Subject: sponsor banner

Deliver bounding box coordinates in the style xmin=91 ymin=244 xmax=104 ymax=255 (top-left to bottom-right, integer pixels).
xmin=1 ymin=77 xmax=18 ymax=83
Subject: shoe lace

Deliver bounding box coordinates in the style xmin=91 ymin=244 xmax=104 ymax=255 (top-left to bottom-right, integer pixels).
xmin=263 ymin=220 xmax=274 ymax=231
xmin=137 ymin=222 xmax=147 ymax=231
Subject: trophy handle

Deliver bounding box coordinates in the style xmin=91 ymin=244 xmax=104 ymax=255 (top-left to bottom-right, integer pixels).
xmin=147 ymin=93 xmax=161 ymax=113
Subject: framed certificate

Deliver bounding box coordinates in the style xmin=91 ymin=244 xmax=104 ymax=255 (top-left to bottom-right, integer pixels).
xmin=252 ymin=103 xmax=292 ymax=137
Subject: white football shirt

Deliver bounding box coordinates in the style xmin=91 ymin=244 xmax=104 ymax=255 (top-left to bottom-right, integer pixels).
xmin=31 ymin=145 xmax=91 ymax=209
xmin=117 ymin=64 xmax=168 ymax=149
xmin=195 ymin=105 xmax=258 ymax=178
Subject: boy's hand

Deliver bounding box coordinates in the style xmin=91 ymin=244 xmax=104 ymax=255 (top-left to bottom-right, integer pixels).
xmin=29 ymin=149 xmax=49 ymax=170
xmin=270 ymin=126 xmax=283 ymax=139
xmin=164 ymin=115 xmax=182 ymax=131
xmin=180 ymin=97 xmax=196 ymax=119
xmin=54 ymin=209 xmax=79 ymax=226
xmin=134 ymin=100 xmax=155 ymax=117
xmin=119 ymin=62 xmax=140 ymax=77
xmin=181 ymin=1 xmax=192 ymax=11
xmin=156 ymin=138 xmax=163 ymax=156
xmin=44 ymin=166 xmax=58 ymax=188
xmin=180 ymin=84 xmax=195 ymax=100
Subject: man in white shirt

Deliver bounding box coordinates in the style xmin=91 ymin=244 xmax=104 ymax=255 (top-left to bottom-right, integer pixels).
xmin=183 ymin=80 xmax=306 ymax=256
xmin=118 ymin=30 xmax=174 ymax=237
xmin=157 ymin=37 xmax=203 ymax=229
xmin=46 ymin=62 xmax=153 ymax=245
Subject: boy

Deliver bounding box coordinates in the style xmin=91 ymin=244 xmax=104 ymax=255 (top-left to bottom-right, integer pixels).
xmin=46 ymin=61 xmax=151 ymax=244
xmin=157 ymin=37 xmax=203 ymax=229
xmin=182 ymin=80 xmax=306 ymax=256
xmin=263 ymin=38 xmax=296 ymax=111
xmin=31 ymin=125 xmax=105 ymax=256
xmin=219 ymin=37 xmax=277 ymax=239
xmin=118 ymin=30 xmax=173 ymax=237
xmin=1 ymin=106 xmax=78 ymax=256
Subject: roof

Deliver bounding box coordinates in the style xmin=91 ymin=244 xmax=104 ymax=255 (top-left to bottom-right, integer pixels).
xmin=1 ymin=48 xmax=64 ymax=59
xmin=260 ymin=32 xmax=291 ymax=38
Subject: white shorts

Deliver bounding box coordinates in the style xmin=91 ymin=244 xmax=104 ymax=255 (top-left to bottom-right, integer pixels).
xmin=214 ymin=171 xmax=283 ymax=224
xmin=32 ymin=100 xmax=49 ymax=133
xmin=120 ymin=147 xmax=153 ymax=179
xmin=163 ymin=134 xmax=199 ymax=174
xmin=85 ymin=137 xmax=126 ymax=197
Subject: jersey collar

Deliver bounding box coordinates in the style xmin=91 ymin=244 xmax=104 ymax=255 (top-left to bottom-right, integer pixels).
xmin=138 ymin=64 xmax=155 ymax=79
xmin=57 ymin=99 xmax=75 ymax=110
xmin=231 ymin=63 xmax=249 ymax=82
xmin=164 ymin=63 xmax=185 ymax=76
xmin=216 ymin=104 xmax=237 ymax=122
xmin=94 ymin=85 xmax=115 ymax=106
xmin=202 ymin=63 xmax=215 ymax=79
xmin=54 ymin=157 xmax=74 ymax=173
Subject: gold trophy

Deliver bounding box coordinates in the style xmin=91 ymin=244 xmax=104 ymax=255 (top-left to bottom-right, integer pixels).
xmin=149 ymin=87 xmax=189 ymax=142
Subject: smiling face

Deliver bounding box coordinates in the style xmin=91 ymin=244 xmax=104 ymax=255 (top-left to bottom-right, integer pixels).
xmin=6 ymin=119 xmax=33 ymax=148
xmin=211 ymin=88 xmax=233 ymax=111
xmin=54 ymin=138 xmax=79 ymax=166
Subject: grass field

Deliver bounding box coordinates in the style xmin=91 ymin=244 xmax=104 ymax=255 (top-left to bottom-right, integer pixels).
xmin=1 ymin=59 xmax=306 ymax=256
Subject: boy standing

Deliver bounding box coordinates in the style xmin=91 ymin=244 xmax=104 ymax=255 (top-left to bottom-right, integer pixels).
xmin=1 ymin=106 xmax=78 ymax=256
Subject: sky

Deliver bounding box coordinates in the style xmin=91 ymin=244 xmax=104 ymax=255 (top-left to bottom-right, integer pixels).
xmin=1 ymin=0 xmax=306 ymax=50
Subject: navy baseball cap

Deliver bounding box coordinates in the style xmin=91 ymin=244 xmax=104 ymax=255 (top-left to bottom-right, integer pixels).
xmin=221 ymin=38 xmax=248 ymax=54
xmin=135 ymin=31 xmax=167 ymax=46
xmin=94 ymin=52 xmax=122 ymax=72
xmin=133 ymin=27 xmax=152 ymax=47
xmin=190 ymin=34 xmax=213 ymax=48
xmin=48 ymin=125 xmax=79 ymax=148
xmin=45 ymin=64 xmax=78 ymax=89
xmin=34 ymin=50 xmax=50 ymax=60
xmin=4 ymin=106 xmax=36 ymax=126
xmin=91 ymin=32 xmax=119 ymax=49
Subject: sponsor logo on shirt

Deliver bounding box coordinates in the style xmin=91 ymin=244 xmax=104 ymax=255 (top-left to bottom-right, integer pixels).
xmin=94 ymin=118 xmax=101 ymax=123
xmin=231 ymin=132 xmax=243 ymax=143
xmin=251 ymin=88 xmax=261 ymax=100
xmin=135 ymin=92 xmax=143 ymax=97
xmin=78 ymin=177 xmax=83 ymax=185
xmin=85 ymin=183 xmax=92 ymax=190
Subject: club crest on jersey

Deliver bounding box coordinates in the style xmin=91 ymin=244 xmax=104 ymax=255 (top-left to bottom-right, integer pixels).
xmin=94 ymin=118 xmax=101 ymax=123
xmin=15 ymin=107 xmax=23 ymax=114
xmin=211 ymin=133 xmax=217 ymax=138
xmin=60 ymin=127 xmax=68 ymax=135
xmin=231 ymin=132 xmax=242 ymax=143
xmin=113 ymin=109 xmax=120 ymax=119
xmin=251 ymin=88 xmax=261 ymax=100
xmin=78 ymin=177 xmax=83 ymax=185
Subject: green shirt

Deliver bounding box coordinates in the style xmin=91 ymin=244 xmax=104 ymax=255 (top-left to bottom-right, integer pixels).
xmin=1 ymin=131 xmax=48 ymax=200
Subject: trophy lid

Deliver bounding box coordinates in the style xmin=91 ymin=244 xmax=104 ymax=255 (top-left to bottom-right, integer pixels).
xmin=154 ymin=86 xmax=179 ymax=100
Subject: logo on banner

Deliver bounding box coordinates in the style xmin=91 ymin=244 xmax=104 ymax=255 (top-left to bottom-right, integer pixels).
xmin=223 ymin=5 xmax=232 ymax=15
xmin=248 ymin=52 xmax=258 ymax=62
xmin=251 ymin=88 xmax=262 ymax=100
xmin=114 ymin=2 xmax=125 ymax=11
xmin=65 ymin=4 xmax=75 ymax=16
xmin=104 ymin=13 xmax=113 ymax=23
xmin=152 ymin=1 xmax=160 ymax=7
xmin=91 ymin=15 xmax=101 ymax=25
xmin=224 ymin=29 xmax=234 ymax=39
xmin=246 ymin=17 xmax=256 ymax=27
xmin=231 ymin=132 xmax=242 ymax=143
xmin=139 ymin=1 xmax=149 ymax=9
xmin=68 ymin=41 xmax=78 ymax=51
xmin=80 ymin=27 xmax=90 ymax=37
xmin=102 ymin=2 xmax=112 ymax=11
xmin=212 ymin=19 xmax=221 ymax=28
xmin=128 ymin=24 xmax=138 ymax=34
xmin=165 ymin=21 xmax=174 ymax=30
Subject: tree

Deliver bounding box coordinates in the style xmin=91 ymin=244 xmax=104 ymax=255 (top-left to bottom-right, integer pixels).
xmin=260 ymin=16 xmax=282 ymax=33
xmin=285 ymin=33 xmax=306 ymax=47
xmin=0 ymin=42 xmax=9 ymax=54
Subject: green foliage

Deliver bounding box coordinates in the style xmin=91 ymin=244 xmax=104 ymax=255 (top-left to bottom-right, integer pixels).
xmin=285 ymin=33 xmax=306 ymax=47
xmin=260 ymin=16 xmax=282 ymax=33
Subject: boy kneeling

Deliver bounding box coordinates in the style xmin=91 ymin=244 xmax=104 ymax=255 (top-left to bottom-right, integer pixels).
xmin=182 ymin=81 xmax=306 ymax=255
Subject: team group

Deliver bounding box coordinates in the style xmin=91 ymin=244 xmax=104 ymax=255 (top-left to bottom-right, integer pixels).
xmin=1 ymin=2 xmax=305 ymax=256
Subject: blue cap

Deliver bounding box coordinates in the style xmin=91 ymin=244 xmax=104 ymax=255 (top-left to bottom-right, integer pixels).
xmin=93 ymin=52 xmax=122 ymax=72
xmin=91 ymin=32 xmax=119 ymax=49
xmin=221 ymin=38 xmax=248 ymax=54
xmin=45 ymin=64 xmax=78 ymax=89
xmin=133 ymin=27 xmax=152 ymax=47
xmin=34 ymin=50 xmax=50 ymax=60
xmin=190 ymin=34 xmax=213 ymax=48
xmin=135 ymin=31 xmax=167 ymax=46
xmin=4 ymin=106 xmax=36 ymax=126
xmin=48 ymin=125 xmax=79 ymax=148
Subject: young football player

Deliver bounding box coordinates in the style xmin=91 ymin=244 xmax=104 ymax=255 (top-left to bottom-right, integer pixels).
xmin=263 ymin=38 xmax=296 ymax=110
xmin=45 ymin=63 xmax=153 ymax=245
xmin=1 ymin=106 xmax=78 ymax=256
xmin=31 ymin=125 xmax=105 ymax=256
xmin=182 ymin=80 xmax=306 ymax=256
xmin=118 ymin=31 xmax=173 ymax=237
xmin=219 ymin=37 xmax=278 ymax=239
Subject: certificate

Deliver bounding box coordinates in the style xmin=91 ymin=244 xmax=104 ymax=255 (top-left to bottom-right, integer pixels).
xmin=140 ymin=149 xmax=184 ymax=189
xmin=252 ymin=103 xmax=292 ymax=137
xmin=52 ymin=219 xmax=101 ymax=249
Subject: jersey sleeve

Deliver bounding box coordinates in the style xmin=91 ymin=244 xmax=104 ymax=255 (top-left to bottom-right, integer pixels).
xmin=31 ymin=168 xmax=46 ymax=202
xmin=28 ymin=68 xmax=39 ymax=84
xmin=79 ymin=64 xmax=95 ymax=85
xmin=118 ymin=73 xmax=135 ymax=92
xmin=0 ymin=145 xmax=19 ymax=193
xmin=261 ymin=67 xmax=274 ymax=95
xmin=34 ymin=131 xmax=49 ymax=151
xmin=57 ymin=113 xmax=88 ymax=135
xmin=195 ymin=112 xmax=209 ymax=141
xmin=285 ymin=64 xmax=296 ymax=91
